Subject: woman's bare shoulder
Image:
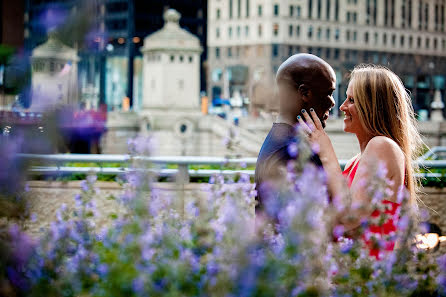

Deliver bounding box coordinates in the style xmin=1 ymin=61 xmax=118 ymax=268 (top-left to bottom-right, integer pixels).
xmin=363 ymin=136 xmax=405 ymax=165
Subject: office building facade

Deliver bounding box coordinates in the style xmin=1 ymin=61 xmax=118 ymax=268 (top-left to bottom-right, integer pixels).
xmin=207 ymin=0 xmax=446 ymax=115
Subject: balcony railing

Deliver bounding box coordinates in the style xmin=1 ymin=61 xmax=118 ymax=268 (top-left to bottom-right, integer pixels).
xmin=17 ymin=147 xmax=446 ymax=182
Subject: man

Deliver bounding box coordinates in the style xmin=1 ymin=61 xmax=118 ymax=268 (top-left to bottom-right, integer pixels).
xmin=254 ymin=53 xmax=336 ymax=213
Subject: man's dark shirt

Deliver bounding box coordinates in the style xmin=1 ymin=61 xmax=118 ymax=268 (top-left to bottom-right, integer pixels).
xmin=254 ymin=123 xmax=322 ymax=213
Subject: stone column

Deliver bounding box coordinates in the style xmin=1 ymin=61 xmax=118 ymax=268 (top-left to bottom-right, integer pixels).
xmin=412 ymin=0 xmax=419 ymax=30
xmin=395 ymin=0 xmax=402 ymax=28
xmin=377 ymin=0 xmax=385 ymax=26
xmin=428 ymin=1 xmax=435 ymax=31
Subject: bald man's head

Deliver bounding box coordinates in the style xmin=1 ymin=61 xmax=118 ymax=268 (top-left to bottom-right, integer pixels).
xmin=276 ymin=53 xmax=336 ymax=128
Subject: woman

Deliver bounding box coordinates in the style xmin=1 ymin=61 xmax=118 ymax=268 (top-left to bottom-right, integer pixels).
xmin=297 ymin=64 xmax=423 ymax=258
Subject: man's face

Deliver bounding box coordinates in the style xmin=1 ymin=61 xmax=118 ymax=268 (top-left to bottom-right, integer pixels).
xmin=307 ymin=71 xmax=336 ymax=128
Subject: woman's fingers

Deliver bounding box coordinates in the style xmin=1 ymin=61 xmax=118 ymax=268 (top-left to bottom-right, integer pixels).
xmin=301 ymin=109 xmax=316 ymax=132
xmin=309 ymin=108 xmax=323 ymax=130
xmin=297 ymin=115 xmax=312 ymax=135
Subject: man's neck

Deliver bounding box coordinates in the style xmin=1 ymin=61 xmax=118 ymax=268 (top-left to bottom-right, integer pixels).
xmin=276 ymin=114 xmax=296 ymax=126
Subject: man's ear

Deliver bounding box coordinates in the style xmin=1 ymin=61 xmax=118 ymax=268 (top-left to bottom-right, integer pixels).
xmin=298 ymin=84 xmax=312 ymax=102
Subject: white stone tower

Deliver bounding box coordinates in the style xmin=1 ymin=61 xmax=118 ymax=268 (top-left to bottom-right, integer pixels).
xmin=31 ymin=33 xmax=79 ymax=111
xmin=141 ymin=9 xmax=203 ymax=111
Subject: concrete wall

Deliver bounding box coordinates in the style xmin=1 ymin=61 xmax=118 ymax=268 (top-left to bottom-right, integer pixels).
xmin=21 ymin=181 xmax=446 ymax=255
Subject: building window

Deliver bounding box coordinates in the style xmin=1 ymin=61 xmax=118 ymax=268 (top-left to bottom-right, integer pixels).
xmin=289 ymin=25 xmax=293 ymax=36
xmin=317 ymin=27 xmax=322 ymax=40
xmin=179 ymin=55 xmax=184 ymax=62
xmin=229 ymin=0 xmax=233 ymax=18
xmin=297 ymin=6 xmax=301 ymax=18
xmin=325 ymin=48 xmax=331 ymax=59
xmin=237 ymin=26 xmax=241 ymax=37
xmin=326 ymin=0 xmax=331 ymax=20
xmin=308 ymin=26 xmax=313 ymax=38
xmin=170 ymin=55 xmax=175 ymax=62
xmin=317 ymin=0 xmax=322 ymax=19
xmin=258 ymin=24 xmax=262 ymax=37
xmin=353 ymin=12 xmax=357 ymax=23
xmin=334 ymin=48 xmax=339 ymax=59
xmin=308 ymin=0 xmax=313 ymax=19
xmin=443 ymin=39 xmax=446 ymax=50
xmin=418 ymin=2 xmax=422 ymax=30
xmin=400 ymin=35 xmax=405 ymax=46
xmin=391 ymin=34 xmax=396 ymax=46
xmin=326 ymin=28 xmax=330 ymax=40
xmin=364 ymin=32 xmax=369 ymax=43
xmin=353 ymin=31 xmax=357 ymax=42
xmin=347 ymin=11 xmax=350 ymax=22
xmin=272 ymin=44 xmax=279 ymax=57
xmin=417 ymin=36 xmax=421 ymax=48
xmin=258 ymin=5 xmax=262 ymax=16
xmin=246 ymin=0 xmax=250 ymax=17
xmin=245 ymin=25 xmax=249 ymax=37
xmin=409 ymin=36 xmax=413 ymax=47
xmin=289 ymin=5 xmax=294 ymax=16
xmin=297 ymin=25 xmax=301 ymax=36
xmin=228 ymin=27 xmax=232 ymax=38
xmin=383 ymin=33 xmax=387 ymax=45
xmin=228 ymin=47 xmax=232 ymax=57
xmin=189 ymin=56 xmax=193 ymax=63
xmin=273 ymin=23 xmax=279 ymax=36
xmin=374 ymin=32 xmax=378 ymax=44
xmin=335 ymin=28 xmax=340 ymax=41
xmin=216 ymin=27 xmax=220 ymax=39
xmin=217 ymin=8 xmax=221 ymax=19
xmin=426 ymin=38 xmax=430 ymax=49
xmin=434 ymin=38 xmax=437 ymax=49
xmin=346 ymin=30 xmax=350 ymax=41
xmin=274 ymin=4 xmax=279 ymax=16
xmin=335 ymin=0 xmax=339 ymax=21
xmin=238 ymin=0 xmax=241 ymax=18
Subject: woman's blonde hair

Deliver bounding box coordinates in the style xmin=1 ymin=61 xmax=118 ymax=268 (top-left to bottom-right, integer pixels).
xmin=349 ymin=64 xmax=424 ymax=205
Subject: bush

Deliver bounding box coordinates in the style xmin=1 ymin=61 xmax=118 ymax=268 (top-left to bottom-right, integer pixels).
xmin=1 ymin=135 xmax=445 ymax=297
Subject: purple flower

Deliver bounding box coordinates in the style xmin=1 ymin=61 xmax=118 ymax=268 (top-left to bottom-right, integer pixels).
xmin=80 ymin=180 xmax=89 ymax=191
xmin=97 ymin=264 xmax=108 ymax=277
xmin=132 ymin=277 xmax=146 ymax=294
xmin=287 ymin=142 xmax=298 ymax=158
xmin=338 ymin=237 xmax=354 ymax=254
xmin=397 ymin=215 xmax=410 ymax=232
xmin=87 ymin=175 xmax=97 ymax=184
xmin=333 ymin=225 xmax=345 ymax=238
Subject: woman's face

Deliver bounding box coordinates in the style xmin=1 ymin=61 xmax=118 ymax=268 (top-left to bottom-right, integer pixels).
xmin=340 ymin=81 xmax=362 ymax=134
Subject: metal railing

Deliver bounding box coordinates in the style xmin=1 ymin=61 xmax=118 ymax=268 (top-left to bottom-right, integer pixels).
xmin=17 ymin=147 xmax=446 ymax=182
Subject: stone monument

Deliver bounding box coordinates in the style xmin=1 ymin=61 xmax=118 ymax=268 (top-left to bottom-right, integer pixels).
xmin=430 ymin=89 xmax=444 ymax=122
xmin=140 ymin=9 xmax=203 ymax=155
xmin=31 ymin=32 xmax=79 ymax=111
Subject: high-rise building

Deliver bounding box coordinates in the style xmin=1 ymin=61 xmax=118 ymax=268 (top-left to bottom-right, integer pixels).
xmin=207 ymin=0 xmax=446 ymax=116
xmin=1 ymin=0 xmax=25 ymax=49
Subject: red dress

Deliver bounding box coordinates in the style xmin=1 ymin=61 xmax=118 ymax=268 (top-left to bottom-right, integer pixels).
xmin=342 ymin=157 xmax=400 ymax=259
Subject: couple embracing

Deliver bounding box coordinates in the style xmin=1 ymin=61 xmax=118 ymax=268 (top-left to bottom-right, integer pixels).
xmin=254 ymin=53 xmax=423 ymax=259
